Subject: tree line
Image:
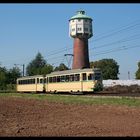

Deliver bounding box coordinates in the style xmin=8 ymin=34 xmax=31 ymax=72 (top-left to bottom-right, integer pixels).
xmin=0 ymin=52 xmax=140 ymax=91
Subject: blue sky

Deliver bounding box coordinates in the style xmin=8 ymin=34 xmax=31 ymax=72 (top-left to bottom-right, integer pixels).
xmin=0 ymin=3 xmax=140 ymax=79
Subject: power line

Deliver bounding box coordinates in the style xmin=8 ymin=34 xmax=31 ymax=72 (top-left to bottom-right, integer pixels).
xmin=50 ymin=45 xmax=140 ymax=66
xmin=3 ymin=20 xmax=140 ymax=69
xmin=89 ymin=20 xmax=140 ymax=43
xmin=43 ymin=20 xmax=140 ymax=59
xmin=89 ymin=33 xmax=140 ymax=52
xmin=45 ymin=20 xmax=140 ymax=65
xmin=92 ymin=45 xmax=140 ymax=57
xmin=46 ymin=33 xmax=140 ymax=62
xmin=91 ymin=19 xmax=140 ymax=40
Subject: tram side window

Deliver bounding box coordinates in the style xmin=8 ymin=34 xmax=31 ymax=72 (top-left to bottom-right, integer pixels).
xmin=60 ymin=75 xmax=66 ymax=82
xmin=18 ymin=80 xmax=21 ymax=84
xmin=24 ymin=80 xmax=26 ymax=84
xmin=66 ymin=75 xmax=70 ymax=82
xmin=32 ymin=79 xmax=35 ymax=84
xmin=75 ymin=74 xmax=80 ymax=81
xmin=40 ymin=79 xmax=43 ymax=83
xmin=70 ymin=75 xmax=74 ymax=82
xmin=57 ymin=76 xmax=60 ymax=82
xmin=82 ymin=73 xmax=87 ymax=81
xmin=49 ymin=77 xmax=52 ymax=83
xmin=29 ymin=79 xmax=31 ymax=84
xmin=30 ymin=79 xmax=35 ymax=84
xmin=21 ymin=80 xmax=26 ymax=84
xmin=32 ymin=79 xmax=34 ymax=84
xmin=22 ymin=80 xmax=24 ymax=84
xmin=88 ymin=74 xmax=93 ymax=80
xmin=37 ymin=78 xmax=39 ymax=84
xmin=19 ymin=78 xmax=38 ymax=84
xmin=52 ymin=77 xmax=56 ymax=83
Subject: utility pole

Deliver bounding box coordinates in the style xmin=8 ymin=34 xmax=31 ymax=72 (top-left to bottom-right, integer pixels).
xmin=23 ymin=64 xmax=25 ymax=77
xmin=14 ymin=64 xmax=25 ymax=77
xmin=128 ymin=71 xmax=130 ymax=80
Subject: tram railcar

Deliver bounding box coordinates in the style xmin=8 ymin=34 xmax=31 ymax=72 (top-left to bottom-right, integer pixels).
xmin=16 ymin=68 xmax=103 ymax=94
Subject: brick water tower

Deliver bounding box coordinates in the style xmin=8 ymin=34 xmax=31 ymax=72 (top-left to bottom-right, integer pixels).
xmin=69 ymin=10 xmax=93 ymax=69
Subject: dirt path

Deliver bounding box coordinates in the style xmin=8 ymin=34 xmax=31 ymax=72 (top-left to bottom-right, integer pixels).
xmin=0 ymin=96 xmax=140 ymax=136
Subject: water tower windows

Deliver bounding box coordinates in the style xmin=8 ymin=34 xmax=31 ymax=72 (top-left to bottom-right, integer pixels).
xmin=77 ymin=28 xmax=82 ymax=31
xmin=84 ymin=28 xmax=88 ymax=31
xmin=78 ymin=19 xmax=81 ymax=22
xmin=72 ymin=28 xmax=75 ymax=32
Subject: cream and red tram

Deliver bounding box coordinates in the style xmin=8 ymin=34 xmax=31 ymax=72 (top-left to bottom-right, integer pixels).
xmin=17 ymin=68 xmax=103 ymax=94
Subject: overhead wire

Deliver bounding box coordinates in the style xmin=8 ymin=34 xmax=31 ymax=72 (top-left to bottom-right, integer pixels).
xmin=45 ymin=19 xmax=140 ymax=58
xmin=6 ymin=19 xmax=139 ymax=68
xmin=91 ymin=45 xmax=140 ymax=57
xmin=45 ymin=20 xmax=140 ymax=62
xmin=47 ymin=33 xmax=140 ymax=63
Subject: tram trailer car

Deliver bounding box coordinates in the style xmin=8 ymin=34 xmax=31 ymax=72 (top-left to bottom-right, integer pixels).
xmin=16 ymin=68 xmax=103 ymax=94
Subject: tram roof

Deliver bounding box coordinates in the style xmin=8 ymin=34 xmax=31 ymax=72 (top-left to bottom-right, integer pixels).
xmin=17 ymin=68 xmax=101 ymax=80
xmin=47 ymin=68 xmax=100 ymax=77
xmin=17 ymin=75 xmax=43 ymax=80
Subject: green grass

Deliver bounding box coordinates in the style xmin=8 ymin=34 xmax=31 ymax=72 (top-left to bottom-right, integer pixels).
xmin=0 ymin=93 xmax=140 ymax=107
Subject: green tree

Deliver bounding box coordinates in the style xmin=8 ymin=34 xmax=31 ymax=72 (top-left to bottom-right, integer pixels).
xmin=0 ymin=66 xmax=7 ymax=90
xmin=135 ymin=61 xmax=140 ymax=79
xmin=54 ymin=63 xmax=69 ymax=71
xmin=4 ymin=67 xmax=21 ymax=90
xmin=41 ymin=64 xmax=53 ymax=76
xmin=90 ymin=59 xmax=119 ymax=80
xmin=7 ymin=67 xmax=21 ymax=84
xmin=26 ymin=52 xmax=53 ymax=76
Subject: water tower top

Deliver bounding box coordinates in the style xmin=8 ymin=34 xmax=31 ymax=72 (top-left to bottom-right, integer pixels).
xmin=69 ymin=10 xmax=92 ymax=21
xmin=69 ymin=10 xmax=93 ymax=39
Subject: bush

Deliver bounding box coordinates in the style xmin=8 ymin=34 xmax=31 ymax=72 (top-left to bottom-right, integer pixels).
xmin=0 ymin=84 xmax=16 ymax=93
xmin=103 ymin=85 xmax=140 ymax=93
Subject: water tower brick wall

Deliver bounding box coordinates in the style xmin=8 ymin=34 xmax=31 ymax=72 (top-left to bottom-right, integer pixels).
xmin=72 ymin=38 xmax=90 ymax=69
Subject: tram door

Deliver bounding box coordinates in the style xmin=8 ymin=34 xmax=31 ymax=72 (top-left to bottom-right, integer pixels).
xmin=36 ymin=78 xmax=44 ymax=92
xmin=81 ymin=73 xmax=87 ymax=92
xmin=81 ymin=73 xmax=93 ymax=92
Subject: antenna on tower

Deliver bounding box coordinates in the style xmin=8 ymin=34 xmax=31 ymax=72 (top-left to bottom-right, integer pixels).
xmin=64 ymin=54 xmax=74 ymax=69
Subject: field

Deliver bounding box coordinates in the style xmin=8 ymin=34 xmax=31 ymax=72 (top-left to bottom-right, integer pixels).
xmin=0 ymin=93 xmax=140 ymax=136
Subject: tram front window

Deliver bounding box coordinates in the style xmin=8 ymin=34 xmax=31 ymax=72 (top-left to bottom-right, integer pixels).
xmin=95 ymin=73 xmax=101 ymax=80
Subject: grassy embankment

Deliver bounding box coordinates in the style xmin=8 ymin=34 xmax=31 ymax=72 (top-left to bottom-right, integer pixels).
xmin=0 ymin=93 xmax=140 ymax=107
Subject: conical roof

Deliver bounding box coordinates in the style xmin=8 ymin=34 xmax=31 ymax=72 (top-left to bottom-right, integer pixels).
xmin=69 ymin=11 xmax=92 ymax=21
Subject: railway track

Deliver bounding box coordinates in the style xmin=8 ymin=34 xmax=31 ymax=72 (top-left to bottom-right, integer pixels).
xmin=83 ymin=92 xmax=140 ymax=98
xmin=17 ymin=91 xmax=140 ymax=98
xmin=44 ymin=91 xmax=140 ymax=98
